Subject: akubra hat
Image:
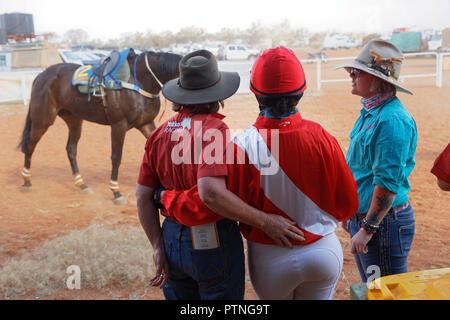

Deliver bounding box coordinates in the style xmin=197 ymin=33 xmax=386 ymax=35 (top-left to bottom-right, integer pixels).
xmin=334 ymin=39 xmax=413 ymax=95
xmin=250 ymin=46 xmax=307 ymax=96
xmin=162 ymin=50 xmax=240 ymax=104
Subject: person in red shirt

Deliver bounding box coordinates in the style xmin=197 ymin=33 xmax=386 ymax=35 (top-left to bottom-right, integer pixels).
xmin=136 ymin=50 xmax=304 ymax=300
xmin=431 ymin=142 xmax=450 ymax=191
xmin=158 ymin=47 xmax=359 ymax=299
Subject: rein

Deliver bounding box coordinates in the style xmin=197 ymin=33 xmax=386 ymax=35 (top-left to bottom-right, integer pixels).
xmin=145 ymin=52 xmax=164 ymax=88
xmin=142 ymin=52 xmax=168 ymax=124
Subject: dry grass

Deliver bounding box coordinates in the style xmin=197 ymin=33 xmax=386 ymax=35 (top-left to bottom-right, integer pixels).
xmin=0 ymin=224 xmax=155 ymax=299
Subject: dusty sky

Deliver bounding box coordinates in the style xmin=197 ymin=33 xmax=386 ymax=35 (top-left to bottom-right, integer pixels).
xmin=1 ymin=0 xmax=449 ymax=39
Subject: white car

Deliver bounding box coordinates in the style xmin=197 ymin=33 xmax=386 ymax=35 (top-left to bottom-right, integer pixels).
xmin=323 ymin=35 xmax=360 ymax=49
xmin=428 ymin=34 xmax=442 ymax=51
xmin=224 ymin=44 xmax=259 ymax=60
xmin=58 ymin=49 xmax=102 ymax=65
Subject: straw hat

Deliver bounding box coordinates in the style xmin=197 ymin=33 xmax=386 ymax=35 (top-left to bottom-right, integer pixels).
xmin=334 ymin=39 xmax=412 ymax=95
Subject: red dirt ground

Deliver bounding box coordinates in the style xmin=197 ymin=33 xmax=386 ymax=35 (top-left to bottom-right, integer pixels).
xmin=1 ymin=57 xmax=449 ymax=300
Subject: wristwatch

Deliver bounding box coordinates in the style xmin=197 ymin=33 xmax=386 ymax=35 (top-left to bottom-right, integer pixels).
xmin=153 ymin=186 xmax=166 ymax=209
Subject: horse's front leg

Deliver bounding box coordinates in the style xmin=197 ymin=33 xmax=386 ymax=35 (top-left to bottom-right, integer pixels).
xmin=60 ymin=114 xmax=93 ymax=194
xmin=110 ymin=121 xmax=128 ymax=205
xmin=138 ymin=121 xmax=156 ymax=139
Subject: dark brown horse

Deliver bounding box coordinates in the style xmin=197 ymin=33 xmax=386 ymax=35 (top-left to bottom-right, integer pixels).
xmin=18 ymin=49 xmax=182 ymax=204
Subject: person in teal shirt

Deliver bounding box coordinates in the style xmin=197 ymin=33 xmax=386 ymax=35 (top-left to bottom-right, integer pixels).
xmin=335 ymin=39 xmax=417 ymax=283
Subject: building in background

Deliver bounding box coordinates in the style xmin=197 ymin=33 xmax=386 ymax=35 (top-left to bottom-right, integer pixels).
xmin=0 ymin=13 xmax=35 ymax=44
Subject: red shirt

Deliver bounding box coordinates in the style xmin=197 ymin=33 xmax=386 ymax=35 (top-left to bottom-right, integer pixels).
xmin=431 ymin=142 xmax=450 ymax=184
xmin=137 ymin=108 xmax=229 ymax=225
xmin=162 ymin=112 xmax=359 ymax=245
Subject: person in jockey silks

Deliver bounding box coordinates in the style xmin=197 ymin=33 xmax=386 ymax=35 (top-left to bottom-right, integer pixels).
xmin=136 ymin=50 xmax=305 ymax=300
xmin=335 ymin=39 xmax=418 ymax=283
xmin=431 ymin=142 xmax=450 ymax=191
xmin=155 ymin=47 xmax=359 ymax=300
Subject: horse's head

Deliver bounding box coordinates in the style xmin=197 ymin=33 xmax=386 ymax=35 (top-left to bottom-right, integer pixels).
xmin=132 ymin=50 xmax=182 ymax=95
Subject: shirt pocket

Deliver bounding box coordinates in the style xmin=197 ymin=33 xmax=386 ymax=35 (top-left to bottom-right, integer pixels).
xmin=352 ymin=130 xmax=372 ymax=167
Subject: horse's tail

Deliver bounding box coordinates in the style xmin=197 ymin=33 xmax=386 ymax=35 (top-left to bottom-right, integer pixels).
xmin=17 ymin=71 xmax=44 ymax=153
xmin=18 ymin=107 xmax=32 ymax=154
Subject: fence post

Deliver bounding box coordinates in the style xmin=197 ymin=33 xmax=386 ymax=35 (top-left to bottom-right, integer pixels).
xmin=316 ymin=58 xmax=322 ymax=91
xmin=436 ymin=53 xmax=443 ymax=88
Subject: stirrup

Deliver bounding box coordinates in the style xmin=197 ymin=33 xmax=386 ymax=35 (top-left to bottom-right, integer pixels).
xmin=92 ymin=85 xmax=106 ymax=97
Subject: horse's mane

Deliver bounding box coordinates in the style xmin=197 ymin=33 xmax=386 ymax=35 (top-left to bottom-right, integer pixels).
xmin=144 ymin=51 xmax=181 ymax=76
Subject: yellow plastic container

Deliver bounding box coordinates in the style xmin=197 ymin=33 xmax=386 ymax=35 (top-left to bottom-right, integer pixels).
xmin=367 ymin=268 xmax=450 ymax=300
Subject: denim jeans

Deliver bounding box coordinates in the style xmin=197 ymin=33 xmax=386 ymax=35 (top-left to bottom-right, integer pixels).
xmin=348 ymin=204 xmax=415 ymax=283
xmin=161 ymin=217 xmax=245 ymax=300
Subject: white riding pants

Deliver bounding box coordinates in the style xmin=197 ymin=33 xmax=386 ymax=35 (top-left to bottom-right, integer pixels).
xmin=247 ymin=232 xmax=343 ymax=300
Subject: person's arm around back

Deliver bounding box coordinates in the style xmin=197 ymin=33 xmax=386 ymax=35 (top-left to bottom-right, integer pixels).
xmin=198 ymin=176 xmax=305 ymax=248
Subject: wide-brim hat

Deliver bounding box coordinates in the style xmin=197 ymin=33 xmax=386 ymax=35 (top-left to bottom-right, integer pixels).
xmin=162 ymin=50 xmax=240 ymax=104
xmin=250 ymin=46 xmax=307 ymax=96
xmin=334 ymin=39 xmax=413 ymax=95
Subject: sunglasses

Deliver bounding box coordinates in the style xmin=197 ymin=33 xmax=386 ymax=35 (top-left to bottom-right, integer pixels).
xmin=350 ymin=68 xmax=365 ymax=78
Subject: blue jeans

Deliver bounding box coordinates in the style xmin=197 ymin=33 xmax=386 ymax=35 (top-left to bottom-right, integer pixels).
xmin=161 ymin=217 xmax=245 ymax=300
xmin=348 ymin=204 xmax=415 ymax=283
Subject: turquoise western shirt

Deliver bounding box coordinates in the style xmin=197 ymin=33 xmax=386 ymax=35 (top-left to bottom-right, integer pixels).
xmin=346 ymin=97 xmax=417 ymax=214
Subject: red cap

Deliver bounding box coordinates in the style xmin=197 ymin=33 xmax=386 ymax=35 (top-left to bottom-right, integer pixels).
xmin=250 ymin=47 xmax=306 ymax=96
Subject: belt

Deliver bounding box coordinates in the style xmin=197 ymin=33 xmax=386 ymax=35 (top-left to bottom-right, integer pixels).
xmin=352 ymin=202 xmax=410 ymax=221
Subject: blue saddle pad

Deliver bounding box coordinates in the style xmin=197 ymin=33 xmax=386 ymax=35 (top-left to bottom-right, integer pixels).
xmin=72 ymin=64 xmax=94 ymax=86
xmin=72 ymin=48 xmax=130 ymax=86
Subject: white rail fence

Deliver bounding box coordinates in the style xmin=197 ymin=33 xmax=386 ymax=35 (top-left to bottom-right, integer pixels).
xmin=1 ymin=52 xmax=449 ymax=105
xmin=0 ymin=70 xmax=42 ymax=105
xmin=314 ymin=51 xmax=448 ymax=90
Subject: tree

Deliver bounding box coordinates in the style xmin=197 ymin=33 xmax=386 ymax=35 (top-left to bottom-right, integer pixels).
xmin=215 ymin=27 xmax=242 ymax=44
xmin=244 ymin=21 xmax=269 ymax=46
xmin=362 ymin=33 xmax=381 ymax=46
xmin=63 ymin=29 xmax=89 ymax=47
xmin=175 ymin=26 xmax=206 ymax=44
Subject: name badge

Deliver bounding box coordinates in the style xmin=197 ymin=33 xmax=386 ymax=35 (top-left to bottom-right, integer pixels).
xmin=190 ymin=222 xmax=220 ymax=250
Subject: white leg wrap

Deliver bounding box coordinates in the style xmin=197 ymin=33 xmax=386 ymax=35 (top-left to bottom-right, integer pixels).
xmin=109 ymin=180 xmax=120 ymax=191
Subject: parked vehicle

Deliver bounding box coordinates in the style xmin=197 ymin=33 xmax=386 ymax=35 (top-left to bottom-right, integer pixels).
xmin=307 ymin=51 xmax=328 ymax=63
xmin=58 ymin=49 xmax=100 ymax=65
xmin=224 ymin=44 xmax=259 ymax=60
xmin=389 ymin=31 xmax=428 ymax=52
xmin=323 ymin=35 xmax=360 ymax=50
xmin=427 ymin=33 xmax=442 ymax=51
xmin=57 ymin=49 xmax=112 ymax=65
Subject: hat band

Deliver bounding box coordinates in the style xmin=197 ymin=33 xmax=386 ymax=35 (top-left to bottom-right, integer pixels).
xmin=356 ymin=58 xmax=397 ymax=79
xmin=179 ymin=73 xmax=222 ymax=90
xmin=250 ymin=80 xmax=306 ymax=97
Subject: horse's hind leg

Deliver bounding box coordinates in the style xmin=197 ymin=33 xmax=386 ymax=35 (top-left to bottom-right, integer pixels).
xmin=21 ymin=125 xmax=50 ymax=191
xmin=59 ymin=111 xmax=93 ymax=194
xmin=20 ymin=100 xmax=56 ymax=191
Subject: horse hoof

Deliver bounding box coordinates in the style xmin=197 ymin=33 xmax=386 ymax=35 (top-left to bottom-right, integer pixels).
xmin=80 ymin=187 xmax=94 ymax=195
xmin=113 ymin=196 xmax=127 ymax=205
xmin=21 ymin=185 xmax=32 ymax=192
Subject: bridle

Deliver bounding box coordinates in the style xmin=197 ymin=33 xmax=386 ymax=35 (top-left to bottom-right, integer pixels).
xmin=145 ymin=52 xmax=164 ymax=88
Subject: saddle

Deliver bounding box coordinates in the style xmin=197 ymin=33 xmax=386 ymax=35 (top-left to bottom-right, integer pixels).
xmin=92 ymin=51 xmax=121 ymax=80
xmin=72 ymin=48 xmax=131 ymax=99
xmin=87 ymin=50 xmax=121 ymax=100
xmin=71 ymin=48 xmax=157 ymax=101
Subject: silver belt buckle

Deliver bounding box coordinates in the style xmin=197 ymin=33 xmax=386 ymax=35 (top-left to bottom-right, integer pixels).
xmin=190 ymin=222 xmax=220 ymax=250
